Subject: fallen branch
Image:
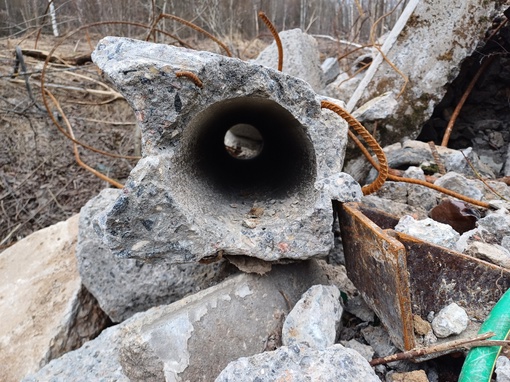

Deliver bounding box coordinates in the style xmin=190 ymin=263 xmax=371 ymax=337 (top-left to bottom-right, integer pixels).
xmin=45 ymin=89 xmax=124 ymax=189
xmin=11 ymin=78 xmax=123 ymax=99
xmin=12 ymin=46 xmax=44 ymax=112
xmin=370 ymin=332 xmax=509 ymax=365
xmin=21 ymin=48 xmax=91 ymax=66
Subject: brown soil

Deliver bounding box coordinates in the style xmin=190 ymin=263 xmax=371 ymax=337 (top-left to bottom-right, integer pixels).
xmin=0 ymin=34 xmax=139 ymax=250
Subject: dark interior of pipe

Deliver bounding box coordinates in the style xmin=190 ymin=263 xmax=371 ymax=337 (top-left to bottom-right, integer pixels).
xmin=181 ymin=97 xmax=316 ymax=200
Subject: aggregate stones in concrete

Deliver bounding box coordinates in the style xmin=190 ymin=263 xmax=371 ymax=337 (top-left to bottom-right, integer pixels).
xmin=282 ymin=284 xmax=342 ymax=349
xmin=22 ymin=261 xmax=337 ymax=382
xmin=215 ymin=343 xmax=380 ymax=382
xmin=92 ymin=36 xmax=359 ymax=264
xmin=431 ymin=303 xmax=469 ymax=338
xmin=77 ymin=188 xmax=234 ymax=322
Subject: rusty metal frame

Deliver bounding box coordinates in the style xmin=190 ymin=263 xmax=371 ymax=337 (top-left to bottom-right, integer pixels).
xmin=338 ymin=201 xmax=510 ymax=351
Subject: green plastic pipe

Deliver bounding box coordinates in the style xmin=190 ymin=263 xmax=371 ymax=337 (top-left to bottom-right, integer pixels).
xmin=458 ymin=288 xmax=510 ymax=382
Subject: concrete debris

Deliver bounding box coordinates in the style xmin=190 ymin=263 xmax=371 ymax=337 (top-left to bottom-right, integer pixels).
xmin=340 ymin=339 xmax=375 ymax=362
xmin=477 ymin=208 xmax=510 ymax=241
xmin=321 ymin=57 xmax=341 ymax=85
xmin=434 ymin=172 xmax=484 ymax=201
xmin=282 ymin=284 xmax=342 ymax=349
xmin=395 ymin=215 xmax=460 ymax=250
xmin=431 ymin=303 xmax=469 ymax=338
xmin=77 ymin=189 xmax=233 ymax=322
xmin=404 ymin=166 xmax=438 ymax=211
xmin=22 ymin=261 xmax=332 ymax=382
xmin=92 ymin=36 xmax=357 ymax=264
xmin=352 ymin=0 xmax=500 ymax=147
xmin=215 ymin=343 xmax=380 ymax=382
xmin=465 ymin=241 xmax=510 ymax=269
xmin=324 ymin=71 xmax=361 ymax=101
xmin=361 ymin=325 xmax=398 ymax=359
xmin=365 ymin=140 xmax=495 ymax=182
xmin=344 ymin=294 xmax=376 ymax=323
xmin=352 ymin=91 xmax=399 ymax=122
xmin=496 ymin=356 xmax=510 ymax=382
xmin=255 ymin=28 xmax=324 ymax=91
xmin=0 ymin=215 xmax=109 ymax=382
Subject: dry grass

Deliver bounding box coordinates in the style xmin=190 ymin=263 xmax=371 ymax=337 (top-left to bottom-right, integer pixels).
xmin=0 ymin=34 xmax=138 ymax=250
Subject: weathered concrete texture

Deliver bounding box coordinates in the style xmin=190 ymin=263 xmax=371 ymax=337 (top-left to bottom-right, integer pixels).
xmin=92 ymin=36 xmax=356 ymax=263
xmin=431 ymin=302 xmax=469 ymax=338
xmin=282 ymin=285 xmax=342 ymax=349
xmin=215 ymin=343 xmax=379 ymax=382
xmin=78 ymin=189 xmax=234 ymax=322
xmin=434 ymin=172 xmax=484 ymax=201
xmin=352 ymin=91 xmax=398 ymax=122
xmin=321 ymin=57 xmax=341 ymax=85
xmin=367 ymin=140 xmax=495 ymax=181
xmin=466 ymin=241 xmax=510 ymax=269
xmin=356 ymin=1 xmax=500 ymax=146
xmin=0 ymin=215 xmax=109 ymax=382
xmin=255 ymin=28 xmax=324 ymax=91
xmin=23 ymin=261 xmax=334 ymax=382
xmin=395 ymin=215 xmax=460 ymax=249
xmin=497 ymin=356 xmax=510 ymax=382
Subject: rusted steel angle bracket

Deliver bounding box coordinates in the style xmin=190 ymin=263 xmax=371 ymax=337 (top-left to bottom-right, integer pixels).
xmin=338 ymin=201 xmax=510 ymax=352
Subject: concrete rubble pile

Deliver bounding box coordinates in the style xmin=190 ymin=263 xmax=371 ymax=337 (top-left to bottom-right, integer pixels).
xmin=3 ymin=1 xmax=510 ymax=381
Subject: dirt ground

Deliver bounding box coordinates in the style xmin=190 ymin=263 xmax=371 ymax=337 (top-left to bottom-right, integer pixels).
xmin=0 ymin=34 xmax=141 ymax=250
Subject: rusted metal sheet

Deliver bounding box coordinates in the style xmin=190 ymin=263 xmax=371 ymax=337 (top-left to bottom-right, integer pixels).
xmin=338 ymin=201 xmax=510 ymax=352
xmin=337 ymin=201 xmax=415 ymax=350
xmin=397 ymin=232 xmax=510 ymax=322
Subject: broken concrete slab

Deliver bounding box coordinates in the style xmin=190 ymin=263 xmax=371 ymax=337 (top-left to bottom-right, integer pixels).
xmin=92 ymin=36 xmax=358 ymax=264
xmin=22 ymin=261 xmax=334 ymax=382
xmin=352 ymin=91 xmax=399 ymax=122
xmin=255 ymin=28 xmax=324 ymax=91
xmin=395 ymin=215 xmax=460 ymax=250
xmin=348 ymin=0 xmax=501 ymax=147
xmin=0 ymin=215 xmax=109 ymax=382
xmin=215 ymin=343 xmax=379 ymax=382
xmin=282 ymin=284 xmax=342 ymax=349
xmin=78 ymin=189 xmax=234 ymax=323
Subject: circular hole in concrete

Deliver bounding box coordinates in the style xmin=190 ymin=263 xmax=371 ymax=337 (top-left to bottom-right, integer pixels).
xmin=176 ymin=97 xmax=317 ymax=219
xmin=224 ymin=123 xmax=264 ymax=160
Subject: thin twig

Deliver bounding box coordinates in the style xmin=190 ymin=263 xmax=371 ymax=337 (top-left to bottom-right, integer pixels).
xmin=460 ymin=150 xmax=509 ymax=202
xmin=428 ymin=141 xmax=446 ymax=175
xmin=45 ymin=89 xmax=124 ymax=189
xmin=149 ymin=13 xmax=232 ymax=57
xmin=13 ymin=46 xmax=44 ymax=112
xmin=370 ymin=332 xmax=503 ymax=365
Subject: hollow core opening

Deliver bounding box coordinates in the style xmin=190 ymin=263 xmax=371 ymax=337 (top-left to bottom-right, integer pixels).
xmin=178 ymin=97 xmax=317 ymax=208
xmin=224 ymin=123 xmax=264 ymax=160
